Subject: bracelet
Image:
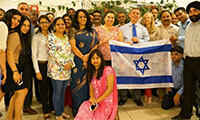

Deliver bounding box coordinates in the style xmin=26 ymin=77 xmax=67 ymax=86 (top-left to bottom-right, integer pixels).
xmin=12 ymin=70 xmax=18 ymax=72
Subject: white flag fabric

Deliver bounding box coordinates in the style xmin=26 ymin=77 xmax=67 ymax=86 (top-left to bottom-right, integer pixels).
xmin=110 ymin=40 xmax=174 ymax=89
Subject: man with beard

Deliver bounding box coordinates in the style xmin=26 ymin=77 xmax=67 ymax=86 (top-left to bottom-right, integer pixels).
xmin=67 ymin=8 xmax=76 ymax=18
xmin=172 ymin=1 xmax=200 ymax=119
xmin=157 ymin=10 xmax=178 ymax=46
xmin=173 ymin=7 xmax=200 ymax=118
xmin=92 ymin=10 xmax=102 ymax=28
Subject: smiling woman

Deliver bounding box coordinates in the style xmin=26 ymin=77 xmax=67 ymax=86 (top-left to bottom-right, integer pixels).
xmin=95 ymin=10 xmax=124 ymax=66
xmin=75 ymin=49 xmax=118 ymax=120
xmin=1 ymin=10 xmax=31 ymax=120
xmin=69 ymin=9 xmax=99 ymax=117
xmin=47 ymin=17 xmax=75 ymax=120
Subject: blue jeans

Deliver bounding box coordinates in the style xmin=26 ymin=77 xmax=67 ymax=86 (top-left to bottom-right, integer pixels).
xmin=51 ymin=79 xmax=68 ymax=116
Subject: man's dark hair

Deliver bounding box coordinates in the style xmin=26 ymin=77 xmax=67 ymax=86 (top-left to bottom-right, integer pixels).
xmin=46 ymin=12 xmax=55 ymax=18
xmin=150 ymin=7 xmax=159 ymax=12
xmin=92 ymin=10 xmax=102 ymax=16
xmin=160 ymin=10 xmax=172 ymax=17
xmin=174 ymin=7 xmax=186 ymax=14
xmin=67 ymin=8 xmax=75 ymax=14
xmin=170 ymin=46 xmax=184 ymax=54
xmin=117 ymin=11 xmax=125 ymax=16
xmin=17 ymin=2 xmax=29 ymax=8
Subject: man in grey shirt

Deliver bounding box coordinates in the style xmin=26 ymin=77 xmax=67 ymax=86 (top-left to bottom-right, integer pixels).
xmin=172 ymin=1 xmax=200 ymax=119
xmin=120 ymin=8 xmax=149 ymax=106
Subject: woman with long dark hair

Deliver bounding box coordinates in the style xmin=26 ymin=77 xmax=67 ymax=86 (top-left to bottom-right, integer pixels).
xmin=47 ymin=17 xmax=75 ymax=120
xmin=1 ymin=10 xmax=31 ymax=120
xmin=32 ymin=15 xmax=54 ymax=120
xmin=62 ymin=14 xmax=73 ymax=35
xmin=75 ymin=49 xmax=118 ymax=120
xmin=69 ymin=9 xmax=99 ymax=116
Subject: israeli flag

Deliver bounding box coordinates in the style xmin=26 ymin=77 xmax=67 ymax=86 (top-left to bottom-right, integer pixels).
xmin=110 ymin=40 xmax=173 ymax=89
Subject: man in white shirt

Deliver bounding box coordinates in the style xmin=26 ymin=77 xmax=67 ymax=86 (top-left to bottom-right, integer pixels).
xmin=174 ymin=7 xmax=200 ymax=117
xmin=172 ymin=1 xmax=200 ymax=119
xmin=157 ymin=10 xmax=179 ymax=46
xmin=120 ymin=8 xmax=149 ymax=106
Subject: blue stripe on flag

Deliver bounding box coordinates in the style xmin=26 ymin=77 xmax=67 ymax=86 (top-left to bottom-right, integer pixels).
xmin=110 ymin=44 xmax=172 ymax=54
xmin=117 ymin=76 xmax=173 ymax=84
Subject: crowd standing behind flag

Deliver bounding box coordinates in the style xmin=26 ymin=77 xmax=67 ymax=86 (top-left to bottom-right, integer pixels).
xmin=0 ymin=1 xmax=200 ymax=119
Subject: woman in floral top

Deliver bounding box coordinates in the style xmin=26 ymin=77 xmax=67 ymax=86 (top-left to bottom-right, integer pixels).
xmin=47 ymin=17 xmax=74 ymax=120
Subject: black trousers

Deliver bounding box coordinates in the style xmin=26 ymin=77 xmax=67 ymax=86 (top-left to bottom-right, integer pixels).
xmin=37 ymin=63 xmax=54 ymax=114
xmin=21 ymin=54 xmax=34 ymax=108
xmin=181 ymin=56 xmax=200 ymax=118
xmin=161 ymin=88 xmax=182 ymax=109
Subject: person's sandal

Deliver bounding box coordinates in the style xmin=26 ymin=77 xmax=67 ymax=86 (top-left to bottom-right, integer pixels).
xmin=44 ymin=115 xmax=51 ymax=120
xmin=56 ymin=116 xmax=64 ymax=120
xmin=51 ymin=110 xmax=56 ymax=115
xmin=62 ymin=113 xmax=71 ymax=119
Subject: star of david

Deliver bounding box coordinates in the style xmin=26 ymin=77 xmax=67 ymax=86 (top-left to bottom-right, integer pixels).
xmin=133 ymin=56 xmax=150 ymax=75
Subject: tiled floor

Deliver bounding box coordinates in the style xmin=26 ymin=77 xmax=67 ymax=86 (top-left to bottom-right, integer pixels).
xmin=0 ymin=97 xmax=199 ymax=120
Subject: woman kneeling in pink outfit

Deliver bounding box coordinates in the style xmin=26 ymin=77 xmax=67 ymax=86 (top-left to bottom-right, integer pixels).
xmin=75 ymin=49 xmax=118 ymax=120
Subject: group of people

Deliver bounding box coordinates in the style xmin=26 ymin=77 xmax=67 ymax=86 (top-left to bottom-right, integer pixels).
xmin=0 ymin=1 xmax=200 ymax=120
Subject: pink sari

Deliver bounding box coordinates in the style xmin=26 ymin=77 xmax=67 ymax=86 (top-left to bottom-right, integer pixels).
xmin=74 ymin=66 xmax=118 ymax=120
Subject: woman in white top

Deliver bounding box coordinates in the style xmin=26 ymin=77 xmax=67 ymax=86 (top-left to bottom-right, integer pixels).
xmin=32 ymin=15 xmax=54 ymax=120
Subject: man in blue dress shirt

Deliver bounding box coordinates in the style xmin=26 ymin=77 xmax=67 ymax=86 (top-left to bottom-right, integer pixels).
xmin=120 ymin=8 xmax=149 ymax=106
xmin=161 ymin=46 xmax=184 ymax=110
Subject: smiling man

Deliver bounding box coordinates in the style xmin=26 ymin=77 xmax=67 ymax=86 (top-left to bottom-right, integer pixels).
xmin=157 ymin=10 xmax=178 ymax=46
xmin=172 ymin=1 xmax=200 ymax=119
xmin=92 ymin=10 xmax=102 ymax=27
xmin=120 ymin=8 xmax=149 ymax=107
